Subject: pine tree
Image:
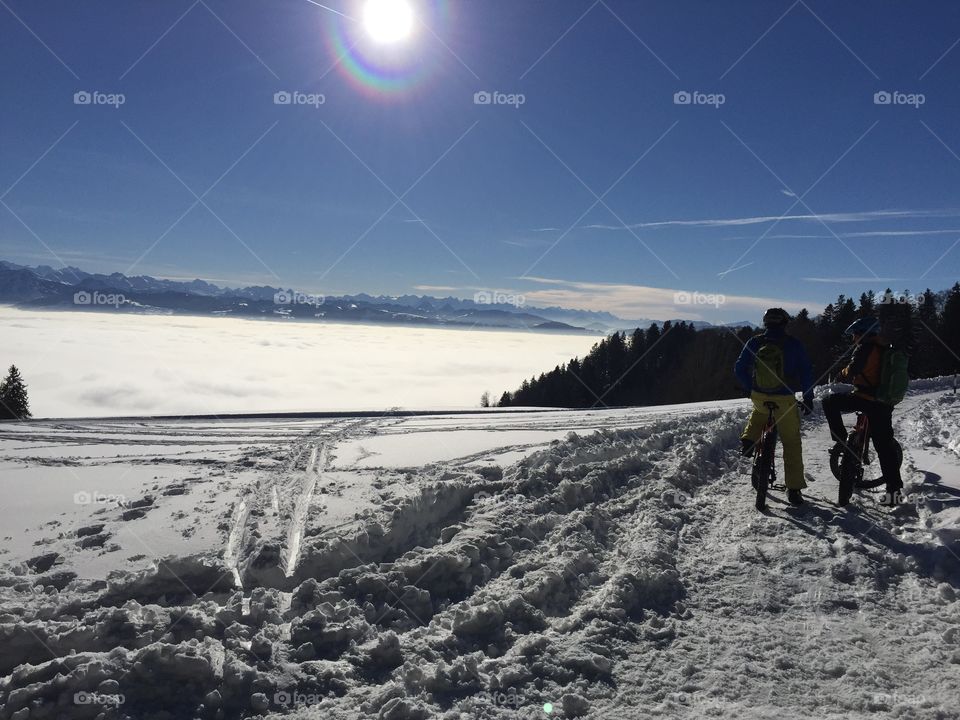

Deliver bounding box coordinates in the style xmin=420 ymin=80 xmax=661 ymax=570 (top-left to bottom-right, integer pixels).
xmin=489 ymin=282 xmax=960 ymax=409
xmin=603 ymin=332 xmax=628 ymax=395
xmin=0 ymin=365 xmax=31 ymax=420
xmin=942 ymin=283 xmax=960 ymax=374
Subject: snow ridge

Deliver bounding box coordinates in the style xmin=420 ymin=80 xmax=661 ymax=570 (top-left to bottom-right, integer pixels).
xmin=1 ymin=391 xmax=959 ymax=719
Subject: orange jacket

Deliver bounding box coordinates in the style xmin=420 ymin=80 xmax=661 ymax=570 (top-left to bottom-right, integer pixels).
xmin=840 ymin=336 xmax=886 ymax=399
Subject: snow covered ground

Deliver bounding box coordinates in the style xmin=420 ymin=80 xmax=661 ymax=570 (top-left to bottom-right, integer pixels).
xmin=0 ymin=382 xmax=958 ymax=719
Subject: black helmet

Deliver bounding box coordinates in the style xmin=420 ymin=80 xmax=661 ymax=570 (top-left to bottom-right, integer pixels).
xmin=762 ymin=307 xmax=791 ymax=327
xmin=844 ymin=317 xmax=880 ymax=337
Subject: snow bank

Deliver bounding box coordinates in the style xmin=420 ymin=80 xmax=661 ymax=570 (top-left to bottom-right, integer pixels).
xmin=1 ymin=392 xmax=958 ymax=719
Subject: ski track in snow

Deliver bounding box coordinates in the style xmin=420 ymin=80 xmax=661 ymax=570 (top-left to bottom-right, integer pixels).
xmin=285 ymin=446 xmax=323 ymax=579
xmin=0 ymin=385 xmax=958 ymax=719
xmin=225 ymin=499 xmax=250 ymax=589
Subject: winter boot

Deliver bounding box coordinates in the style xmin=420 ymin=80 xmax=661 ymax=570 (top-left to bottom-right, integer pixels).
xmin=787 ymin=489 xmax=804 ymax=507
xmin=880 ymin=482 xmax=905 ymax=507
xmin=838 ymin=479 xmax=854 ymax=507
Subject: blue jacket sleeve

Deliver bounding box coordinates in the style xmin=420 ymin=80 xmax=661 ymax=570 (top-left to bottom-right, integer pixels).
xmin=788 ymin=338 xmax=814 ymax=399
xmin=734 ymin=338 xmax=757 ymax=392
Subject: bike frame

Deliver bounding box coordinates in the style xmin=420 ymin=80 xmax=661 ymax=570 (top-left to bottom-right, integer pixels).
xmin=752 ymin=402 xmax=780 ymax=510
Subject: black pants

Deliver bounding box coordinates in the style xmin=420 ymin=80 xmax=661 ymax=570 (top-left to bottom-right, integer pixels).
xmin=822 ymin=393 xmax=902 ymax=489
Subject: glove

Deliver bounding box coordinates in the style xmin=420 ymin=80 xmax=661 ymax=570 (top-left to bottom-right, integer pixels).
xmin=801 ymin=396 xmax=814 ymax=416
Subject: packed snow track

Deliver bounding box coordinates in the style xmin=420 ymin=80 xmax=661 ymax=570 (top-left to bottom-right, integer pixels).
xmin=0 ymin=386 xmax=958 ymax=719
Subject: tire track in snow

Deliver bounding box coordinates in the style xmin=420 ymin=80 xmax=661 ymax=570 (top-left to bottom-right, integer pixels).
xmin=223 ymin=498 xmax=250 ymax=589
xmin=229 ymin=417 xmax=383 ymax=587
xmin=285 ymin=444 xmax=324 ymax=578
xmin=652 ymin=401 xmax=960 ymax=719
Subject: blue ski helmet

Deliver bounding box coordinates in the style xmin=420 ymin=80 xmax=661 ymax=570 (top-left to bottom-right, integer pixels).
xmin=844 ymin=317 xmax=880 ymax=337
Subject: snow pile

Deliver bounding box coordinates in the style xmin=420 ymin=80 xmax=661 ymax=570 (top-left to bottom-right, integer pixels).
xmin=1 ymin=391 xmax=958 ymax=719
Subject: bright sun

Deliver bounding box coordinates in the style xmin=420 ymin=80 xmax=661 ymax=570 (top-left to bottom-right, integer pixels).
xmin=362 ymin=0 xmax=415 ymax=44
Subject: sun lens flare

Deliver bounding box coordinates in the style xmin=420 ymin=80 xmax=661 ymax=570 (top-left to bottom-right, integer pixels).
xmin=327 ymin=0 xmax=448 ymax=96
xmin=362 ymin=0 xmax=414 ymax=44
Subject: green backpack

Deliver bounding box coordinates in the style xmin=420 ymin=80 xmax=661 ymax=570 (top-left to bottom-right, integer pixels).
xmin=753 ymin=337 xmax=788 ymax=393
xmin=876 ymin=346 xmax=909 ymax=406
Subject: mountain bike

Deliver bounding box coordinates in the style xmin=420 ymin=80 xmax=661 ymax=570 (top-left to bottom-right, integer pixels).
xmin=751 ymin=401 xmax=780 ymax=511
xmin=829 ymin=411 xmax=903 ymax=503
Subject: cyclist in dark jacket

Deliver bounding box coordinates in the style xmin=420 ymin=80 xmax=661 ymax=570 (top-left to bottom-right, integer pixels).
xmin=734 ymin=308 xmax=814 ymax=506
xmin=822 ymin=317 xmax=903 ymax=504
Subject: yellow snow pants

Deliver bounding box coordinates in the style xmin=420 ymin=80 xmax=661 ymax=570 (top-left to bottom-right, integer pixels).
xmin=741 ymin=391 xmax=806 ymax=490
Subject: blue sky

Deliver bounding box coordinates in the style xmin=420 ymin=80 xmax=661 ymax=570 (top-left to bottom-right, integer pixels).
xmin=1 ymin=0 xmax=959 ymax=322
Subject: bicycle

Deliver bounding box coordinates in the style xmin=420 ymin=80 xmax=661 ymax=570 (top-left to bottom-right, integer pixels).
xmin=829 ymin=411 xmax=904 ymax=504
xmin=751 ymin=401 xmax=781 ymax=511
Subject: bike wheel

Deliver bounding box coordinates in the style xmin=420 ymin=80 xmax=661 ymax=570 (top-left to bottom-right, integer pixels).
xmin=829 ymin=429 xmax=860 ymax=481
xmin=829 ymin=448 xmax=842 ymax=481
xmin=838 ymin=432 xmax=863 ymax=506
xmin=753 ymin=436 xmax=772 ymax=511
xmin=766 ymin=429 xmax=778 ymax=487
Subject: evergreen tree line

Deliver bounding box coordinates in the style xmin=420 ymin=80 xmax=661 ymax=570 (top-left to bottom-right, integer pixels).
xmin=497 ymin=284 xmax=960 ymax=409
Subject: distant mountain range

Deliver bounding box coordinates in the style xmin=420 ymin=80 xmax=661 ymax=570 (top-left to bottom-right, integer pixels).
xmin=0 ymin=261 xmax=755 ymax=334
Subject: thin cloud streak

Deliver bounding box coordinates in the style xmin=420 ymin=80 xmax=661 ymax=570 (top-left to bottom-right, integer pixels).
xmin=802 ymin=276 xmax=911 ymax=284
xmin=513 ymin=276 xmax=819 ymax=321
xmin=582 ymin=209 xmax=960 ymax=231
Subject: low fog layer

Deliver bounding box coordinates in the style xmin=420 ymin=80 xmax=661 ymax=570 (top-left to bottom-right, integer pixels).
xmin=1 ymin=308 xmax=599 ymax=418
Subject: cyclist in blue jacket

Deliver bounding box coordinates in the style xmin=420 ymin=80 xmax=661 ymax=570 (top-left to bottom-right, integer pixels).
xmin=734 ymin=308 xmax=815 ymax=506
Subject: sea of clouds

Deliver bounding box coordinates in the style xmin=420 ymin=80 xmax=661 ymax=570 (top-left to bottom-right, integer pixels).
xmin=1 ymin=308 xmax=598 ymax=418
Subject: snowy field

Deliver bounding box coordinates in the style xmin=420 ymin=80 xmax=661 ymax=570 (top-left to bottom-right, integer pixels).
xmin=0 ymin=382 xmax=959 ymax=719
xmin=0 ymin=307 xmax=599 ymax=417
